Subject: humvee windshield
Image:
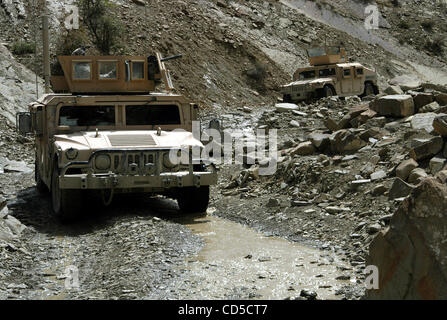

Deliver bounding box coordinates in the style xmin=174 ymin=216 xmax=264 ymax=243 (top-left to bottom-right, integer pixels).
xmin=299 ymin=71 xmax=316 ymax=80
xmin=59 ymin=106 xmax=115 ymax=126
xmin=126 ymin=105 xmax=181 ymax=126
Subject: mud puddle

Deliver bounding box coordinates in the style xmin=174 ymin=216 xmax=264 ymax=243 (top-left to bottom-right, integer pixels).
xmin=173 ymin=210 xmax=353 ymax=300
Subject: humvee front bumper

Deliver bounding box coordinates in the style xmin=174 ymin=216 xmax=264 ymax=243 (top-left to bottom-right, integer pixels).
xmin=58 ymin=148 xmax=217 ymax=191
xmin=59 ymin=171 xmax=217 ymax=190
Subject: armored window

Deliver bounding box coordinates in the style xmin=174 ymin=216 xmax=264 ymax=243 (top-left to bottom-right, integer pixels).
xmin=356 ymin=68 xmax=364 ymax=76
xmin=72 ymin=61 xmax=92 ymax=80
xmin=59 ymin=106 xmax=115 ymax=127
xmin=126 ymin=105 xmax=181 ymax=126
xmin=99 ymin=61 xmax=118 ymax=80
xmin=343 ymin=69 xmax=351 ymax=77
xmin=131 ymin=61 xmax=145 ymax=80
xmin=299 ymin=71 xmax=316 ymax=80
xmin=319 ymin=68 xmax=336 ymax=77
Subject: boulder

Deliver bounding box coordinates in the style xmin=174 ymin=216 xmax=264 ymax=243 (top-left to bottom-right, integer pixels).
xmin=408 ymin=168 xmax=428 ymax=184
xmin=329 ymin=130 xmax=367 ymax=154
xmin=371 ymin=95 xmax=415 ymax=118
xmin=396 ymin=159 xmax=419 ymax=181
xmin=389 ymin=74 xmax=422 ymax=91
xmin=420 ymin=101 xmax=441 ymax=113
xmin=412 ymin=92 xmax=434 ymax=112
xmin=410 ymin=112 xmax=439 ymax=134
xmin=291 ymin=141 xmax=315 ymax=156
xmin=433 ymin=115 xmax=447 ymax=136
xmin=388 ymin=178 xmax=415 ymax=200
xmin=366 ymin=178 xmax=447 ymax=299
xmin=309 ymin=132 xmax=330 ymax=150
xmin=384 ymin=85 xmax=403 ymax=95
xmin=429 ymin=156 xmax=447 ymax=175
xmin=275 ymin=103 xmax=299 ymax=113
xmin=409 ymin=136 xmax=444 ymax=161
xmin=435 ymin=93 xmax=447 ymax=106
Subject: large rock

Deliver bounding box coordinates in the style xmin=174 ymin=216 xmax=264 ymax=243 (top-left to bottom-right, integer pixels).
xmin=420 ymin=101 xmax=441 ymax=113
xmin=384 ymin=85 xmax=403 ymax=95
xmin=291 ymin=141 xmax=315 ymax=156
xmin=409 ymin=136 xmax=444 ymax=161
xmin=309 ymin=132 xmax=330 ymax=150
xmin=371 ymin=95 xmax=415 ymax=118
xmin=412 ymin=92 xmax=434 ymax=112
xmin=0 ymin=44 xmax=44 ymax=123
xmin=366 ymin=178 xmax=447 ymax=299
xmin=275 ymin=103 xmax=299 ymax=112
xmin=435 ymin=93 xmax=447 ymax=106
xmin=329 ymin=129 xmax=367 ymax=154
xmin=433 ymin=115 xmax=447 ymax=136
xmin=388 ymin=178 xmax=415 ymax=200
xmin=410 ymin=112 xmax=439 ymax=134
xmin=396 ymin=159 xmax=419 ymax=181
xmin=389 ymin=75 xmax=422 ymax=91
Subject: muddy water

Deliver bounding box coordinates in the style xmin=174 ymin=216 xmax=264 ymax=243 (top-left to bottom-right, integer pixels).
xmin=178 ymin=211 xmax=352 ymax=300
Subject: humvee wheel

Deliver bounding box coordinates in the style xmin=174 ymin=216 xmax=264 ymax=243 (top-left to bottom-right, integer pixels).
xmin=362 ymin=82 xmax=375 ymax=97
xmin=51 ymin=164 xmax=83 ymax=222
xmin=177 ymin=186 xmax=210 ymax=214
xmin=323 ymin=85 xmax=335 ymax=97
xmin=35 ymin=155 xmax=48 ymax=194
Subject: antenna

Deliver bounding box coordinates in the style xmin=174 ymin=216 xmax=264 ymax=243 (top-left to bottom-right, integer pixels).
xmin=33 ymin=0 xmax=38 ymax=98
xmin=42 ymin=12 xmax=50 ymax=94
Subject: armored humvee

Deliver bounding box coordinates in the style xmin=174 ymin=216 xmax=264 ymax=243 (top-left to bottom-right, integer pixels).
xmin=17 ymin=53 xmax=217 ymax=221
xmin=281 ymin=47 xmax=379 ymax=102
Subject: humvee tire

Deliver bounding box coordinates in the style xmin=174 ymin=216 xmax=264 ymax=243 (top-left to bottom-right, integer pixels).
xmin=177 ymin=186 xmax=210 ymax=214
xmin=35 ymin=154 xmax=48 ymax=194
xmin=361 ymin=82 xmax=375 ymax=98
xmin=51 ymin=163 xmax=83 ymax=222
xmin=323 ymin=85 xmax=335 ymax=97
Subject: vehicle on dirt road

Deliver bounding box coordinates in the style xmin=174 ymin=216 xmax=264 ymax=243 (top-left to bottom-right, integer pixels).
xmin=281 ymin=47 xmax=379 ymax=103
xmin=17 ymin=53 xmax=217 ymax=221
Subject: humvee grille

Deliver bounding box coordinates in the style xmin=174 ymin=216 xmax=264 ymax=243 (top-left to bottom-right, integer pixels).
xmin=108 ymin=134 xmax=157 ymax=147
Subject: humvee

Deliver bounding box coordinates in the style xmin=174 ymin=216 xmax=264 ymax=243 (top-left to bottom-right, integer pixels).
xmin=16 ymin=53 xmax=217 ymax=221
xmin=281 ymin=47 xmax=379 ymax=103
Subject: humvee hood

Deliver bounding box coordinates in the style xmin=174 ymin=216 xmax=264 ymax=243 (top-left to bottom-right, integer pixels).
xmin=282 ymin=77 xmax=334 ymax=87
xmin=54 ymin=130 xmax=203 ymax=151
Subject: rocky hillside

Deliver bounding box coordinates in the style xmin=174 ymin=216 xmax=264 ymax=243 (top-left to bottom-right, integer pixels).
xmin=2 ymin=0 xmax=445 ymax=112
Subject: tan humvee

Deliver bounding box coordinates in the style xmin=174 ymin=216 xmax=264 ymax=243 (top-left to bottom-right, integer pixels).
xmin=281 ymin=47 xmax=379 ymax=102
xmin=17 ymin=53 xmax=217 ymax=221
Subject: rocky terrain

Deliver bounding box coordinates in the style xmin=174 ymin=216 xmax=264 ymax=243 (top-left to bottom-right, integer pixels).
xmin=1 ymin=0 xmax=447 ymax=301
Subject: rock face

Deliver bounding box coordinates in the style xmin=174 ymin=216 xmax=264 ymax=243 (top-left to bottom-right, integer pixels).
xmin=366 ymin=178 xmax=447 ymax=300
xmin=371 ymin=95 xmax=415 ymax=118
xmin=0 ymin=44 xmax=44 ymax=123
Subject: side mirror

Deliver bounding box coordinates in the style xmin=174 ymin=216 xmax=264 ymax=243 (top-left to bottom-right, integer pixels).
xmin=16 ymin=112 xmax=32 ymax=135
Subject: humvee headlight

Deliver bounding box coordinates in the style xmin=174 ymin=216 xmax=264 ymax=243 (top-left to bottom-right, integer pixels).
xmin=163 ymin=152 xmax=180 ymax=169
xmin=95 ymin=154 xmax=111 ymax=171
xmin=66 ymin=148 xmax=78 ymax=160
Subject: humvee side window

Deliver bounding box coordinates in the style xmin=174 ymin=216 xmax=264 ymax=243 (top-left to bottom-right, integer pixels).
xmin=99 ymin=61 xmax=118 ymax=80
xmin=343 ymin=69 xmax=351 ymax=77
xmin=126 ymin=105 xmax=181 ymax=126
xmin=299 ymin=71 xmax=316 ymax=80
xmin=73 ymin=61 xmax=92 ymax=80
xmin=131 ymin=61 xmax=145 ymax=80
xmin=319 ymin=68 xmax=336 ymax=77
xmin=59 ymin=106 xmax=115 ymax=127
xmin=356 ymin=68 xmax=364 ymax=76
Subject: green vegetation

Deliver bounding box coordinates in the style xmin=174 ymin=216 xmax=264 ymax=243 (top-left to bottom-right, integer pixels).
xmin=11 ymin=41 xmax=35 ymax=55
xmin=78 ymin=0 xmax=123 ymax=55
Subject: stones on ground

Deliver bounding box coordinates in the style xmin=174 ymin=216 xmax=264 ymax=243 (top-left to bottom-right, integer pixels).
xmin=289 ymin=120 xmax=300 ymax=128
xmin=325 ymin=206 xmax=350 ymax=215
xmin=371 ymin=95 xmax=415 ymax=117
xmin=266 ymin=198 xmax=280 ymax=208
xmin=371 ymin=184 xmax=387 ymax=196
xmin=420 ymin=101 xmax=440 ymax=113
xmin=370 ymin=170 xmax=387 ymax=181
xmin=409 ymin=136 xmax=444 ymax=161
xmin=329 ymin=130 xmax=366 ymax=154
xmin=384 ymin=85 xmax=403 ymax=95
xmin=300 ymin=289 xmax=317 ymax=300
xmin=396 ymin=159 xmax=419 ymax=181
xmin=410 ymin=112 xmax=439 ymax=134
xmin=408 ymin=168 xmax=428 ymax=184
xmin=291 ymin=141 xmax=315 ymax=156
xmin=366 ymin=178 xmax=447 ymax=299
xmin=430 ymin=156 xmax=447 ymax=175
xmin=367 ymin=223 xmax=382 ymax=235
xmin=412 ymin=92 xmax=434 ymax=111
xmin=309 ymin=132 xmax=330 ymax=150
xmin=433 ymin=115 xmax=447 ymax=136
xmin=388 ymin=178 xmax=415 ymax=200
xmin=435 ymin=93 xmax=447 ymax=106
xmin=275 ymin=103 xmax=299 ymax=113
xmin=389 ymin=74 xmax=422 ymax=91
